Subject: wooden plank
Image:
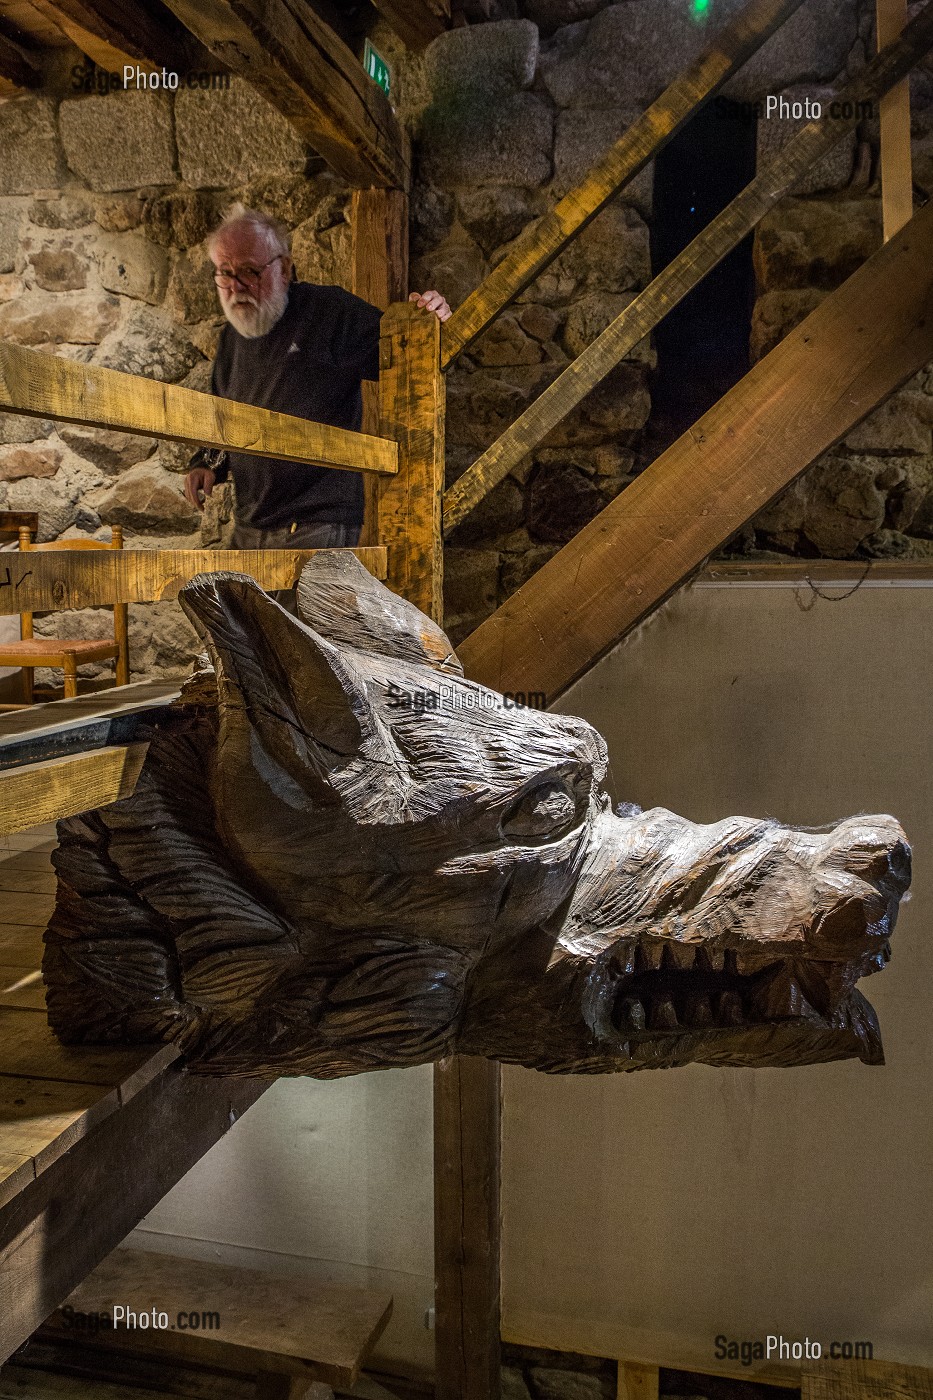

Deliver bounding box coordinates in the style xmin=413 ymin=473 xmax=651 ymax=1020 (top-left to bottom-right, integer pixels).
xmin=617 ymin=1364 xmax=659 ymax=1400
xmin=457 ymin=197 xmax=933 ymax=702
xmin=41 ymin=1247 xmax=393 ymax=1390
xmin=0 ymin=547 xmax=386 ymax=616
xmin=0 ymin=1074 xmax=121 ymax=1181
xmin=376 ymin=304 xmax=445 ymax=621
xmin=434 ymin=1056 xmax=501 ymax=1400
xmin=0 ymin=1062 xmax=266 ymax=1364
xmin=369 ymin=0 xmax=448 ymax=49
xmin=24 ymin=0 xmax=196 ymax=72
xmin=0 ymin=890 xmax=52 ymax=925
xmin=351 ymin=188 xmax=409 ymax=548
xmin=0 ymin=681 xmax=178 ymax=772
xmin=0 ymin=745 xmax=147 ymax=836
xmin=804 ymin=1359 xmax=933 ymax=1400
xmin=0 ymin=1008 xmax=168 ymax=1088
xmin=0 ymin=343 xmax=398 ymax=478
xmin=878 ymin=0 xmax=913 ymax=239
xmin=440 ymin=0 xmax=809 ymax=368
xmin=159 ymin=0 xmax=409 ymax=189
xmin=442 ymin=4 xmax=933 ymax=533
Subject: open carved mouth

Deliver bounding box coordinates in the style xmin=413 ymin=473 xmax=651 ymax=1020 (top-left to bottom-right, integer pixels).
xmin=606 ymin=939 xmax=891 ymax=1036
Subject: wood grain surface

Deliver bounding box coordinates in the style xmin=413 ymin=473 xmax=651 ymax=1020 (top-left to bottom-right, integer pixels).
xmin=0 ymin=547 xmax=387 ymax=615
xmin=377 ymin=304 xmax=445 ymax=621
xmin=0 ymin=343 xmax=398 ymax=477
xmin=44 ymin=1247 xmax=392 ymax=1388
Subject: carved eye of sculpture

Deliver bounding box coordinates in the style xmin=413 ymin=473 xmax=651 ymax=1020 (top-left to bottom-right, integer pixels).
xmin=500 ymin=780 xmax=579 ymax=842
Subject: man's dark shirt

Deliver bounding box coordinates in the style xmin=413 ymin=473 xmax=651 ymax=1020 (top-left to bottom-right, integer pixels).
xmin=211 ymin=281 xmax=382 ymax=531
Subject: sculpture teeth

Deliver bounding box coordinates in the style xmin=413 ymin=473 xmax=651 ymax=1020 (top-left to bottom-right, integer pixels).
xmin=616 ymin=945 xmax=636 ymax=976
xmin=686 ymin=994 xmax=714 ymax=1027
xmin=734 ymin=950 xmax=760 ymax=975
xmin=662 ymin=943 xmax=694 ymax=970
xmin=716 ymin=991 xmax=744 ymax=1025
xmin=636 ymin=944 xmax=663 ymax=972
xmin=723 ymin=950 xmax=739 ymax=976
xmin=650 ymin=996 xmax=679 ymax=1031
xmin=694 ymin=947 xmax=725 ymax=973
xmin=618 ymin=997 xmax=646 ymax=1031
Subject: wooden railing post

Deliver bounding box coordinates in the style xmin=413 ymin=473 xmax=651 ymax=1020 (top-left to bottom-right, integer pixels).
xmin=377 ymin=304 xmax=502 ymax=1400
xmin=376 ymin=303 xmax=445 ymax=620
xmin=352 ymin=187 xmax=409 ymax=546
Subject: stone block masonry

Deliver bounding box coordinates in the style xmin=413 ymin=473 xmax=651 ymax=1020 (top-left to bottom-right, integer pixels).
xmin=0 ymin=74 xmax=348 ymax=687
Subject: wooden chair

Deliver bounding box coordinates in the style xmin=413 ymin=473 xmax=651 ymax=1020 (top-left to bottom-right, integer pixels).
xmin=0 ymin=527 xmax=129 ymax=704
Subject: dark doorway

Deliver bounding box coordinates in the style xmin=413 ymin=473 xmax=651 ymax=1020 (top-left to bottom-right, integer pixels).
xmin=644 ymin=97 xmax=758 ymax=457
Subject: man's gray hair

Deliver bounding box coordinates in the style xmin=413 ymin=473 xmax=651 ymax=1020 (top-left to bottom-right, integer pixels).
xmin=207 ymin=203 xmax=290 ymax=259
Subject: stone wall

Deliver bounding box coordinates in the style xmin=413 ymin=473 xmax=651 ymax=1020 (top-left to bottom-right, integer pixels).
xmin=1 ymin=0 xmax=932 ymax=680
xmin=0 ymin=73 xmax=351 ymax=682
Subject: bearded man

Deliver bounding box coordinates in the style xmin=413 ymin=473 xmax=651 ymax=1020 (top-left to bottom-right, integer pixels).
xmin=184 ymin=204 xmax=451 ymax=549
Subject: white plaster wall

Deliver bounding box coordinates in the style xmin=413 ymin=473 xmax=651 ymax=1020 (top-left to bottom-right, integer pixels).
xmin=135 ymin=578 xmax=933 ymax=1378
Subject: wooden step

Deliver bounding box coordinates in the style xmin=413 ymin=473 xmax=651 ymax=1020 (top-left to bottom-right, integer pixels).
xmin=39 ymin=1248 xmax=393 ymax=1393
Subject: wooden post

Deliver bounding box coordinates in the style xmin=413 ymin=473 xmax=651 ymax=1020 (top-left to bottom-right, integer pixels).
xmin=376 ymin=303 xmax=444 ymax=622
xmin=877 ymin=0 xmax=913 ymax=239
xmin=434 ymin=1057 xmax=501 ymax=1400
xmin=352 ymin=188 xmax=409 ymax=546
xmin=376 ymin=305 xmax=501 ymax=1400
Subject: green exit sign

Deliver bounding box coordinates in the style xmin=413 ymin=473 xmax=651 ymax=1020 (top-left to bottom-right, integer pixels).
xmin=364 ymin=39 xmax=391 ymax=95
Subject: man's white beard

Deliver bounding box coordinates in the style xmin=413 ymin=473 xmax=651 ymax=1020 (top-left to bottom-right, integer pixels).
xmin=222 ymin=282 xmax=289 ymax=339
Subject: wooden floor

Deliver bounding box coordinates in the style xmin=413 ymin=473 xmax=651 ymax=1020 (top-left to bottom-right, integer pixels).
xmin=0 ymin=822 xmax=268 ymax=1365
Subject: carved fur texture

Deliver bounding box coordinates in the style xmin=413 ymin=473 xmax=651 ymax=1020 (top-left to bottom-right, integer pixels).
xmin=43 ymin=554 xmax=911 ymax=1077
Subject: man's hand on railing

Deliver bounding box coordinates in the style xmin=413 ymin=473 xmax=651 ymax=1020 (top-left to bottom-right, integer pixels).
xmin=185 ymin=467 xmax=216 ymax=511
xmin=409 ymin=289 xmax=451 ymax=322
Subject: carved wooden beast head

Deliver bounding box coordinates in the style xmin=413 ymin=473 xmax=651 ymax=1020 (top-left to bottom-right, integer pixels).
xmin=44 ymin=554 xmax=911 ymax=1078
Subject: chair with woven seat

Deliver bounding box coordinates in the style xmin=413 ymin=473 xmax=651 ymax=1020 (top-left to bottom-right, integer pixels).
xmin=0 ymin=526 xmax=129 ymax=705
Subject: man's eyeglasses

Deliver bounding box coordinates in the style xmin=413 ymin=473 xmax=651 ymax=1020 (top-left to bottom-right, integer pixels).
xmin=212 ymin=254 xmax=284 ymax=289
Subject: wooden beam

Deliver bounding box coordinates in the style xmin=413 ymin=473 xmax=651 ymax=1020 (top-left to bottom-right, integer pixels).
xmin=376 ymin=304 xmax=444 ymax=620
xmin=804 ymin=1361 xmax=933 ymax=1400
xmin=434 ymin=1056 xmax=501 ymax=1400
xmin=442 ymin=2 xmax=933 ymax=534
xmin=877 ymin=0 xmax=913 ymax=239
xmin=0 ymin=1053 xmax=265 ymax=1362
xmin=617 ymin=1364 xmax=660 ymax=1400
xmin=0 ymin=343 xmax=398 ymax=478
xmin=0 ymin=28 xmax=40 ymax=89
xmin=25 ymin=0 xmax=197 ymax=72
xmin=0 ymin=546 xmax=387 ymax=615
xmin=439 ymin=0 xmax=809 ymax=369
xmin=456 ymin=198 xmax=933 ymax=701
xmin=352 ymin=188 xmax=409 ymax=546
xmin=370 ymin=0 xmax=449 ymax=50
xmin=159 ymin=0 xmax=409 ymax=189
xmin=0 ymin=744 xmax=147 ymax=835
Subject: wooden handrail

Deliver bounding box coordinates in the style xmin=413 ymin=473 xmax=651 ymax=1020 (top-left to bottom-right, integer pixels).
xmin=457 ymin=200 xmax=933 ymax=701
xmin=439 ymin=0 xmax=809 ymax=369
xmin=0 ymin=343 xmax=398 ymax=478
xmin=443 ymin=0 xmax=933 ymax=535
xmin=0 ymin=547 xmax=387 ymax=615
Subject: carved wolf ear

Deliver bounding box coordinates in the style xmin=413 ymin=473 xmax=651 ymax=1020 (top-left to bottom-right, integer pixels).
xmin=296 ymin=551 xmax=463 ymax=676
xmin=179 ymin=572 xmax=373 ymax=794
